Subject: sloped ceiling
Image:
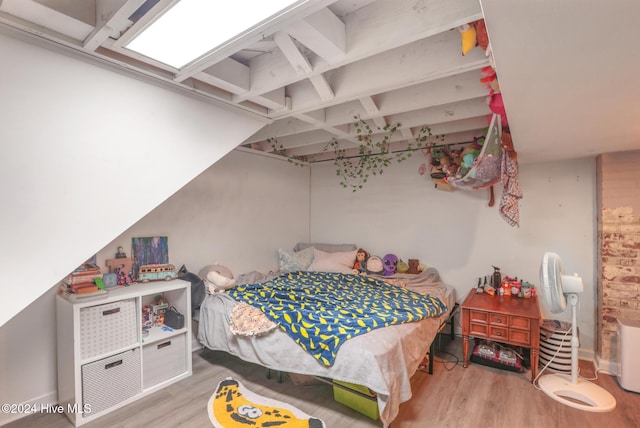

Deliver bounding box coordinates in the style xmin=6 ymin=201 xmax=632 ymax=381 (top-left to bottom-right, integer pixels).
xmin=1 ymin=0 xmax=639 ymax=165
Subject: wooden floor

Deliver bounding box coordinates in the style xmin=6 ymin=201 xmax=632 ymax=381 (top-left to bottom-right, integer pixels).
xmin=6 ymin=335 xmax=640 ymax=428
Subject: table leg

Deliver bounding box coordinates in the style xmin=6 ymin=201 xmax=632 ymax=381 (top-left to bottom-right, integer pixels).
xmin=530 ymin=348 xmax=539 ymax=382
xmin=462 ymin=335 xmax=469 ymax=368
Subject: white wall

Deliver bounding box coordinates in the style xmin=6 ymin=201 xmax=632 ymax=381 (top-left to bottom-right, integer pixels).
xmin=95 ymin=149 xmax=311 ymax=276
xmin=0 ymin=149 xmax=310 ymax=425
xmin=0 ymin=29 xmax=266 ymax=327
xmin=310 ymin=155 xmax=598 ymax=352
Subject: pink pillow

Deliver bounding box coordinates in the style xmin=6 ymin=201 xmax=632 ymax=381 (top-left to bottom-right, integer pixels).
xmin=308 ymin=249 xmax=357 ymax=273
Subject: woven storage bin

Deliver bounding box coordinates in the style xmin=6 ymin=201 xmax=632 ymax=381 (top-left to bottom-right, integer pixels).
xmin=80 ymin=299 xmax=137 ymax=360
xmin=81 ymin=348 xmax=141 ymax=416
xmin=333 ymin=380 xmax=379 ymax=420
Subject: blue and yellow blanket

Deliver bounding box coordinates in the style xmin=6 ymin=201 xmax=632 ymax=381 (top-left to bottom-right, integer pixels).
xmin=227 ymin=271 xmax=447 ymax=367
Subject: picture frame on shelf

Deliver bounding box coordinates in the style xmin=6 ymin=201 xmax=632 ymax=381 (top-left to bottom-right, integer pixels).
xmin=132 ymin=236 xmax=169 ymax=279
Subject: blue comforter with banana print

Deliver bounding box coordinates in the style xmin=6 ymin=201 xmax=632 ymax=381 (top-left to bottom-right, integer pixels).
xmin=227 ymin=271 xmax=447 ymax=367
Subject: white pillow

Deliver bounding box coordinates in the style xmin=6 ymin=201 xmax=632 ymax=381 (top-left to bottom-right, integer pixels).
xmin=278 ymin=246 xmax=314 ymax=272
xmin=308 ymin=249 xmax=357 ymax=273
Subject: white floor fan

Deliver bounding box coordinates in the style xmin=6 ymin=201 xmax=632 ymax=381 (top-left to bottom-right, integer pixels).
xmin=537 ymin=252 xmax=616 ymax=412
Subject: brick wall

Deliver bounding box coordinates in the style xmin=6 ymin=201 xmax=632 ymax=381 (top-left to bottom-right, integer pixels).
xmin=597 ymin=152 xmax=640 ymax=362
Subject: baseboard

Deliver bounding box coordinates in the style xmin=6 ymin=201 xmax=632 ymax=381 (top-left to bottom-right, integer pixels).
xmin=595 ymin=355 xmax=618 ymax=376
xmin=0 ymin=390 xmax=57 ymax=426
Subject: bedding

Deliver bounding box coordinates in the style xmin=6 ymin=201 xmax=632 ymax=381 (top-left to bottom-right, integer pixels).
xmin=227 ymin=271 xmax=447 ymax=366
xmin=198 ymin=267 xmax=455 ymax=428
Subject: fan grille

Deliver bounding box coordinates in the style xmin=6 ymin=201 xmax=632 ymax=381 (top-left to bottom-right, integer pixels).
xmin=540 ymin=252 xmax=567 ymax=313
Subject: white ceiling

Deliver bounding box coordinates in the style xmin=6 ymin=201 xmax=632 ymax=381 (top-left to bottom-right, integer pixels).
xmin=2 ymin=0 xmax=639 ymax=165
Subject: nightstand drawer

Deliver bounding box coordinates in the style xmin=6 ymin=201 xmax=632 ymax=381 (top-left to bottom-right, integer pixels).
xmin=489 ymin=326 xmax=508 ymax=341
xmin=469 ymin=322 xmax=488 ymax=337
xmin=509 ymin=329 xmax=531 ymax=345
xmin=469 ymin=310 xmax=488 ymax=324
xmin=490 ymin=313 xmax=508 ymax=326
xmin=510 ymin=316 xmax=531 ymax=330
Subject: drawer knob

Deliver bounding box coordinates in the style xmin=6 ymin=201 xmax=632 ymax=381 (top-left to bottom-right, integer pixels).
xmin=496 ymin=331 xmax=502 ymax=336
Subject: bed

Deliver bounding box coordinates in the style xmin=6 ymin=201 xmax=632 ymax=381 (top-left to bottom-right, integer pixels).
xmin=197 ymin=247 xmax=456 ymax=427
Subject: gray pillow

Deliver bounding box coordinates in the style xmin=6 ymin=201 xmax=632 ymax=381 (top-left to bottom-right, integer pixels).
xmin=294 ymin=242 xmax=357 ymax=253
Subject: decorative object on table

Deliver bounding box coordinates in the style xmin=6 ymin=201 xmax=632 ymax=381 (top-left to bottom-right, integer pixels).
xmin=382 ymin=254 xmax=398 ymax=276
xmin=164 ymin=306 xmax=185 ymax=329
xmin=115 ymin=246 xmax=127 ymax=258
xmin=142 ymin=305 xmax=153 ymax=329
xmin=136 ymin=263 xmax=177 ymax=282
xmin=536 ymin=252 xmax=616 ymax=412
xmin=102 ymin=273 xmax=119 ymax=289
xmin=208 ymin=378 xmax=326 ymax=428
xmin=106 ymin=257 xmax=133 ymax=276
xmin=131 ymin=236 xmax=169 ymax=279
xmin=151 ymin=294 xmax=168 ymax=326
xmin=199 ymin=263 xmax=235 ymax=294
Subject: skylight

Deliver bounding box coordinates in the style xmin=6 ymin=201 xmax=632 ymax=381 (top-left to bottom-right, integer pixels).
xmin=125 ymin=0 xmax=303 ymax=68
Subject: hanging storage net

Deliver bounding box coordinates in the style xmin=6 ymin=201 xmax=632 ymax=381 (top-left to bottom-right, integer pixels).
xmin=446 ymin=113 xmax=503 ymax=189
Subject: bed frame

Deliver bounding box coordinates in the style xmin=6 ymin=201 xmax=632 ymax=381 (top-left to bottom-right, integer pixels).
xmin=266 ymin=302 xmax=459 ymax=423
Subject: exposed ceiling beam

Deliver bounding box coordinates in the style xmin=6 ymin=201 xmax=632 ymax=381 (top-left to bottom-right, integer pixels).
xmin=271 ymin=30 xmax=489 ymax=119
xmin=83 ymin=0 xmax=146 ymax=51
xmin=172 ymin=0 xmax=339 ymax=82
xmin=246 ymin=70 xmax=488 ymax=144
xmin=286 ymin=7 xmax=345 ymax=63
xmin=198 ymin=58 xmax=250 ymax=94
xmin=233 ymin=0 xmax=482 ymax=103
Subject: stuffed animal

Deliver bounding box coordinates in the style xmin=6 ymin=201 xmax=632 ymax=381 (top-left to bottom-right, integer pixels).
xmin=365 ymin=256 xmax=384 ymax=275
xmin=407 ymin=259 xmax=420 ymax=274
xmin=396 ymin=259 xmax=409 ymax=274
xmin=199 ymin=263 xmax=236 ymax=294
xmin=352 ymin=248 xmax=370 ymax=274
xmin=382 ymin=254 xmax=399 ymax=276
xmin=459 ymin=23 xmax=477 ymax=55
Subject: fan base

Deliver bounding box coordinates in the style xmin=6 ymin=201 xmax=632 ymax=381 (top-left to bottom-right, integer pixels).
xmin=538 ymin=374 xmax=616 ymax=412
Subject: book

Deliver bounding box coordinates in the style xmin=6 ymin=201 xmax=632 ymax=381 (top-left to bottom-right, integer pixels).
xmin=76 ymin=285 xmax=100 ymax=294
xmin=64 ymin=272 xmax=102 ymax=285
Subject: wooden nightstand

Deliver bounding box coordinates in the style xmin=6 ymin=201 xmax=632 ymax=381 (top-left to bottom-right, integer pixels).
xmin=461 ymin=290 xmax=541 ymax=382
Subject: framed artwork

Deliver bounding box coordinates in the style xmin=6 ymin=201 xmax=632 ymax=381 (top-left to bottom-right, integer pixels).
xmin=132 ymin=236 xmax=169 ymax=278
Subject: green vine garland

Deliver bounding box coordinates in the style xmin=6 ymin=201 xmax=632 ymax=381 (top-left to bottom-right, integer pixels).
xmin=269 ymin=116 xmax=444 ymax=192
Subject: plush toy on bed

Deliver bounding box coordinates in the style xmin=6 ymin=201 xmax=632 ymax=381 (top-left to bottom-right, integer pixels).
xmin=199 ymin=263 xmax=236 ymax=294
xmin=365 ymin=255 xmax=384 ymax=275
xmin=382 ymin=254 xmax=399 ymax=276
xmin=351 ymin=248 xmax=370 ymax=274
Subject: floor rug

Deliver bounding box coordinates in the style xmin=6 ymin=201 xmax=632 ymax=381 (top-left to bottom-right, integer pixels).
xmin=208 ymin=377 xmax=326 ymax=428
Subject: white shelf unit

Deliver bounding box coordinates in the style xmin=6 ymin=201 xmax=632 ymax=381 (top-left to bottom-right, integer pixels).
xmin=56 ymin=279 xmax=192 ymax=426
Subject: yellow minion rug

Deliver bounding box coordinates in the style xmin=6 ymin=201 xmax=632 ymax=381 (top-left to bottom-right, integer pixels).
xmin=208 ymin=378 xmax=326 ymax=428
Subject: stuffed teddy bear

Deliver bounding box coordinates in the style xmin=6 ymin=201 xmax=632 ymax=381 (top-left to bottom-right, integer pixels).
xmin=407 ymin=259 xmax=420 ymax=274
xmin=198 ymin=263 xmax=235 ymax=294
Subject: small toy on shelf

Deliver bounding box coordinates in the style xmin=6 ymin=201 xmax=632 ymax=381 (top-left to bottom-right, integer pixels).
xmin=152 ymin=294 xmax=168 ymax=326
xmin=115 ymin=246 xmax=127 ymax=259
